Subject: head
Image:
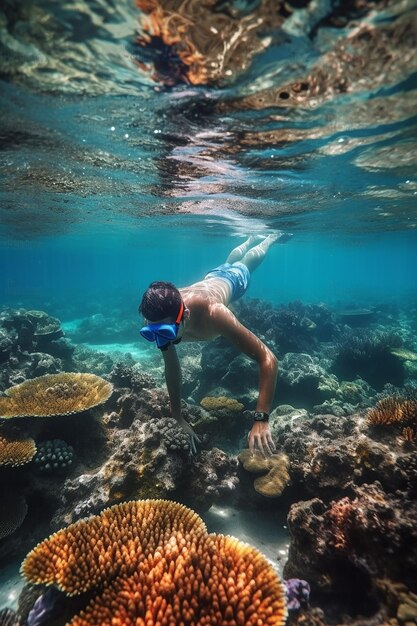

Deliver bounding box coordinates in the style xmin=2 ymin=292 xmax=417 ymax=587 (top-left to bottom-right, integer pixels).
xmin=139 ymin=281 xmax=188 ymax=350
xmin=139 ymin=281 xmax=184 ymax=323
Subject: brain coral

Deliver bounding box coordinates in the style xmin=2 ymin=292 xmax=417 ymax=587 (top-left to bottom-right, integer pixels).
xmin=22 ymin=499 xmax=287 ymax=626
xmin=238 ymin=450 xmax=291 ymax=498
xmin=0 ymin=373 xmax=113 ymax=419
xmin=0 ymin=433 xmax=36 ymax=467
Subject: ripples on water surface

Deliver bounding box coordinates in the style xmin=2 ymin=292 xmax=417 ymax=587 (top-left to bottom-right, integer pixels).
xmin=0 ymin=0 xmax=416 ymax=242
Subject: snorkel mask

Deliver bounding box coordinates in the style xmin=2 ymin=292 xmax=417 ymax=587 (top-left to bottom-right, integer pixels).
xmin=140 ymin=301 xmax=184 ymax=350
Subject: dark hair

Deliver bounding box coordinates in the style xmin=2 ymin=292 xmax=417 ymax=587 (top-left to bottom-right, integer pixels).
xmin=139 ymin=281 xmax=182 ymax=321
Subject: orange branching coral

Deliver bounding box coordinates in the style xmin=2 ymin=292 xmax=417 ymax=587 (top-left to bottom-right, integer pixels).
xmin=367 ymin=397 xmax=405 ymax=426
xmin=22 ymin=500 xmax=207 ymax=595
xmin=0 ymin=492 xmax=28 ymax=540
xmin=22 ymin=499 xmax=287 ymax=626
xmin=0 ymin=434 xmax=36 ymax=467
xmin=0 ymin=373 xmax=113 ymax=419
xmin=367 ymin=397 xmax=417 ymax=442
xmin=402 ymin=426 xmax=417 ymax=442
xmin=238 ymin=450 xmax=290 ymax=497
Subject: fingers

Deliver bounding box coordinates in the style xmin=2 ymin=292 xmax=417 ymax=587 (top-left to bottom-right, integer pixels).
xmin=267 ymin=434 xmax=276 ymax=451
xmin=249 ymin=434 xmax=275 ymax=456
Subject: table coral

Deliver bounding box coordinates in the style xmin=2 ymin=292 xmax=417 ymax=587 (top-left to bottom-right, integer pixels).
xmin=238 ymin=450 xmax=290 ymax=497
xmin=0 ymin=433 xmax=36 ymax=467
xmin=0 ymin=373 xmax=113 ymax=418
xmin=22 ymin=499 xmax=287 ymax=626
xmin=0 ymin=491 xmax=28 ymax=540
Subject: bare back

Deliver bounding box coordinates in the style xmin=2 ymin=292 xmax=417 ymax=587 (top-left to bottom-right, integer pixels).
xmin=179 ymin=277 xmax=233 ymax=341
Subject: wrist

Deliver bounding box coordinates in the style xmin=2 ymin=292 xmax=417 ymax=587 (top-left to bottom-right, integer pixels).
xmin=245 ymin=410 xmax=269 ymax=422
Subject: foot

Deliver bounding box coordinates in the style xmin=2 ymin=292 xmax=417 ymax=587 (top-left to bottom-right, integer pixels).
xmin=266 ymin=231 xmax=293 ymax=244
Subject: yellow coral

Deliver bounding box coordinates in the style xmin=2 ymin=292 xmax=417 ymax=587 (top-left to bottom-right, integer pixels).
xmin=0 ymin=373 xmax=113 ymax=419
xmin=0 ymin=434 xmax=36 ymax=467
xmin=200 ymin=396 xmax=244 ymax=413
xmin=22 ymin=499 xmax=287 ymax=626
xmin=238 ymin=450 xmax=291 ymax=498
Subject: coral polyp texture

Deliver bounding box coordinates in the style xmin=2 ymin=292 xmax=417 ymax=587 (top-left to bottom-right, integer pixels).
xmin=200 ymin=396 xmax=244 ymax=413
xmin=0 ymin=433 xmax=36 ymax=466
xmin=0 ymin=492 xmax=28 ymax=540
xmin=238 ymin=450 xmax=290 ymax=497
xmin=22 ymin=499 xmax=287 ymax=626
xmin=33 ymin=439 xmax=74 ymax=473
xmin=0 ymin=373 xmax=113 ymax=418
xmin=367 ymin=396 xmax=417 ymax=440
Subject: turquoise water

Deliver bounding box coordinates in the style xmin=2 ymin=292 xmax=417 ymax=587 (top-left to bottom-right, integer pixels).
xmin=1 ymin=0 xmax=417 ymax=623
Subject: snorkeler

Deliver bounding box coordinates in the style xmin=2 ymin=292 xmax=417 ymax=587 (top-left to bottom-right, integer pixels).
xmin=139 ymin=233 xmax=292 ymax=455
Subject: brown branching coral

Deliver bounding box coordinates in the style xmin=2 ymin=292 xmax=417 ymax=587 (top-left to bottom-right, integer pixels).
xmin=367 ymin=397 xmax=406 ymax=426
xmin=0 ymin=434 xmax=36 ymax=467
xmin=0 ymin=373 xmax=113 ymax=419
xmin=238 ymin=450 xmax=290 ymax=497
xmin=22 ymin=499 xmax=287 ymax=626
xmin=367 ymin=397 xmax=417 ymax=441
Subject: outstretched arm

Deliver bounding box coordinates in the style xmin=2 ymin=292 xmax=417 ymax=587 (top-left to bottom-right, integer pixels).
xmin=162 ymin=344 xmax=182 ymax=418
xmin=162 ymin=345 xmax=200 ymax=453
xmin=211 ymin=303 xmax=278 ymax=454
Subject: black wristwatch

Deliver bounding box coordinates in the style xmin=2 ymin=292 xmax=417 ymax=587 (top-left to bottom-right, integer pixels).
xmin=252 ymin=411 xmax=270 ymax=422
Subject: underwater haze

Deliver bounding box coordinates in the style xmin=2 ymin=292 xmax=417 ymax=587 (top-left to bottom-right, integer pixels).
xmin=1 ymin=0 xmax=417 ymax=625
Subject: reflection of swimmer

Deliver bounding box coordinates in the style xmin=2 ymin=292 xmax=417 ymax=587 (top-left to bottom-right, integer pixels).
xmin=139 ymin=233 xmax=292 ymax=455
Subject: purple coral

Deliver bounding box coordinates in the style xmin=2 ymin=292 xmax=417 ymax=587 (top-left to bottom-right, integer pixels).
xmin=27 ymin=588 xmax=61 ymax=626
xmin=284 ymin=578 xmax=311 ymax=611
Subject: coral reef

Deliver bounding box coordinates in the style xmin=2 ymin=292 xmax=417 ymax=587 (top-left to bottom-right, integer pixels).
xmin=284 ymin=578 xmax=311 ymax=612
xmin=0 ymin=434 xmax=36 ymax=467
xmin=149 ymin=417 xmax=190 ymax=453
xmin=183 ymin=448 xmax=239 ymax=511
xmin=238 ymin=450 xmax=290 ymax=498
xmin=332 ymin=330 xmax=405 ymax=390
xmin=367 ymin=396 xmax=417 ymax=440
xmin=0 ymin=373 xmax=113 ymax=418
xmin=284 ymin=482 xmax=417 ymax=617
xmin=22 ymin=499 xmax=287 ymax=625
xmin=33 ymin=439 xmax=74 ymax=474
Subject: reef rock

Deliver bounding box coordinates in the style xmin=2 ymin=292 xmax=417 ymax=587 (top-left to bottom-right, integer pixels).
xmin=284 ymin=482 xmax=417 ymax=619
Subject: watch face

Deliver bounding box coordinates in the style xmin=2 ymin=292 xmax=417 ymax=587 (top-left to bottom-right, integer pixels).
xmin=253 ymin=412 xmax=268 ymax=421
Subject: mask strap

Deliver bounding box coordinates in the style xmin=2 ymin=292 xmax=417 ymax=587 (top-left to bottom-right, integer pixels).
xmin=175 ymin=301 xmax=184 ymax=325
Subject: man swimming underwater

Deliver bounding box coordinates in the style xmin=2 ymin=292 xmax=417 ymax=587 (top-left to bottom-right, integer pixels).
xmin=139 ymin=233 xmax=292 ymax=455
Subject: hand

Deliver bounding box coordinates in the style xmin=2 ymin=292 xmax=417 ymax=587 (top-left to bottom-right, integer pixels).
xmin=177 ymin=416 xmax=201 ymax=455
xmin=248 ymin=421 xmax=276 ymax=456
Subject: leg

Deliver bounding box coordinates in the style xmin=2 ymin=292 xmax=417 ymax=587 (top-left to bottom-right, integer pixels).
xmin=239 ymin=233 xmax=283 ymax=273
xmin=226 ymin=235 xmax=263 ymax=264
